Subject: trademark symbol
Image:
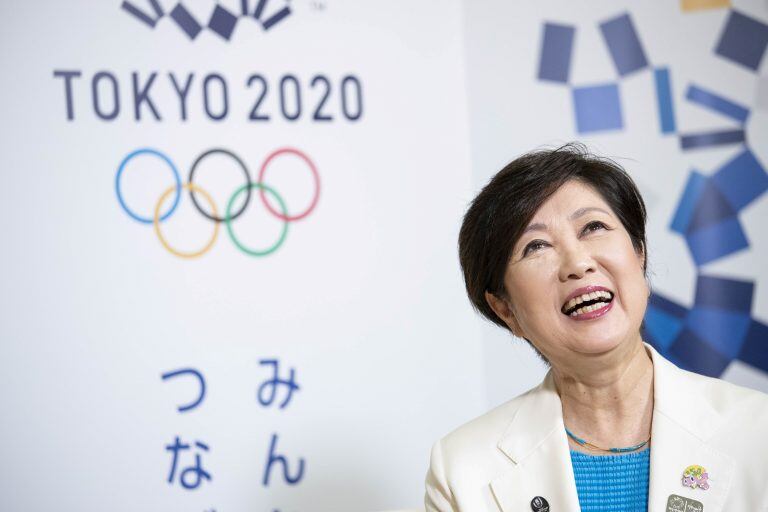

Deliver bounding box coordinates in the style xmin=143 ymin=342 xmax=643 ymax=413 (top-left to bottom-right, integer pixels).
xmin=310 ymin=0 xmax=327 ymax=11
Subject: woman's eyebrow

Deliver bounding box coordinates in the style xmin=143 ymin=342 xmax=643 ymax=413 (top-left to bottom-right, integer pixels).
xmin=570 ymin=206 xmax=611 ymax=220
xmin=522 ymin=222 xmax=547 ymax=234
xmin=522 ymin=207 xmax=611 ymax=234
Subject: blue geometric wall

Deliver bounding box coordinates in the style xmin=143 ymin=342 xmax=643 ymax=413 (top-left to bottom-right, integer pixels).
xmin=537 ymin=9 xmax=768 ymax=378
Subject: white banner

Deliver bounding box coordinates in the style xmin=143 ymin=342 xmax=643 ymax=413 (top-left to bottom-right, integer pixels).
xmin=0 ymin=2 xmax=485 ymax=510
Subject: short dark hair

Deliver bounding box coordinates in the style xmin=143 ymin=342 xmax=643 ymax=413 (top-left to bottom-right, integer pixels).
xmin=458 ymin=142 xmax=647 ymax=331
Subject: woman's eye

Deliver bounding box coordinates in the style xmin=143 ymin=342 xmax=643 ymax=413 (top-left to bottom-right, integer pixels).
xmin=582 ymin=221 xmax=607 ymax=234
xmin=523 ymin=240 xmax=548 ymax=256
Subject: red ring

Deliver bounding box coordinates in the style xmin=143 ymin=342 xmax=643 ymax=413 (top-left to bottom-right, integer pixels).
xmin=258 ymin=148 xmax=320 ymax=222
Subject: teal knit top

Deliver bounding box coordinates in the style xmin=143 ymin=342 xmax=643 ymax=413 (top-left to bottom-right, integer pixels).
xmin=570 ymin=448 xmax=650 ymax=512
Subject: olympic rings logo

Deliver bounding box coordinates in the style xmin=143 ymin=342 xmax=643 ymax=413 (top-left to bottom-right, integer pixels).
xmin=115 ymin=147 xmax=320 ymax=258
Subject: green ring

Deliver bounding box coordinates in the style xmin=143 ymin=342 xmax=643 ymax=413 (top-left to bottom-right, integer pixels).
xmin=225 ymin=183 xmax=289 ymax=257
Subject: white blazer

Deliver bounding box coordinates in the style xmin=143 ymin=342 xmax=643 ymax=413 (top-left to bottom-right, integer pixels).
xmin=425 ymin=344 xmax=768 ymax=511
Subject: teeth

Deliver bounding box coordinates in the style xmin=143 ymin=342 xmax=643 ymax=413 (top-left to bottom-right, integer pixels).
xmin=570 ymin=301 xmax=608 ymax=317
xmin=563 ymin=290 xmax=613 ymax=313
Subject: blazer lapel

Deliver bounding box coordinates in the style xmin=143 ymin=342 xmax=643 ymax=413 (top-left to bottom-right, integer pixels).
xmin=646 ymin=344 xmax=735 ymax=512
xmin=490 ymin=372 xmax=581 ymax=512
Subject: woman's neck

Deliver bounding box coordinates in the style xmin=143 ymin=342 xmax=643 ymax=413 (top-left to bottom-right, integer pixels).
xmin=552 ymin=341 xmax=654 ymax=454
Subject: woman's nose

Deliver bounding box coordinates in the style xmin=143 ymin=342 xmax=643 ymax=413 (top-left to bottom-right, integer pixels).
xmin=558 ymin=243 xmax=596 ymax=281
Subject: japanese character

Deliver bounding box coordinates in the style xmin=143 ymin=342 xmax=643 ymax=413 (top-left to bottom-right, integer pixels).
xmin=161 ymin=367 xmax=206 ymax=413
xmin=258 ymin=359 xmax=299 ymax=409
xmin=263 ymin=433 xmax=305 ymax=486
xmin=165 ymin=436 xmax=212 ymax=490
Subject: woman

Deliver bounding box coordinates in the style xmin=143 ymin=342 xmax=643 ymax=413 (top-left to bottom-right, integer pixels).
xmin=425 ymin=144 xmax=768 ymax=512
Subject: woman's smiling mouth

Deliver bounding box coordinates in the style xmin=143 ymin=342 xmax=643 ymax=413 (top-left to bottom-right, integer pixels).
xmin=561 ymin=286 xmax=615 ymax=320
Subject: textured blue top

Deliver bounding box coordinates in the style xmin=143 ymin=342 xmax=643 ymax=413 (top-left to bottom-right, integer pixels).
xmin=570 ymin=448 xmax=650 ymax=512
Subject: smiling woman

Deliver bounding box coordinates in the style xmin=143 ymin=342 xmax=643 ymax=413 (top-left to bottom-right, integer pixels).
xmin=482 ymin=179 xmax=648 ymax=365
xmin=459 ymin=144 xmax=647 ymax=350
xmin=424 ymin=143 xmax=768 ymax=512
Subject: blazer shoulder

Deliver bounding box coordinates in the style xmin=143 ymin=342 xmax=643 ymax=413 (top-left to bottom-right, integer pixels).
xmin=710 ymin=377 xmax=768 ymax=425
xmin=437 ymin=383 xmax=538 ymax=461
xmin=677 ymin=366 xmax=768 ymax=425
xmin=689 ymin=369 xmax=768 ymax=411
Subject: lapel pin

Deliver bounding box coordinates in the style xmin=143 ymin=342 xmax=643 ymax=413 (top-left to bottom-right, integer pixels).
xmin=530 ymin=496 xmax=550 ymax=512
xmin=666 ymin=494 xmax=703 ymax=512
xmin=681 ymin=465 xmax=710 ymax=490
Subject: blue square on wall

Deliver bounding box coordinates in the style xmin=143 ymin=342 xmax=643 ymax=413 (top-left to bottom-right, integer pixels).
xmin=572 ymin=84 xmax=623 ymax=133
xmin=599 ymin=13 xmax=649 ymax=77
xmin=538 ymin=22 xmax=576 ymax=83
xmin=715 ymin=10 xmax=768 ymax=71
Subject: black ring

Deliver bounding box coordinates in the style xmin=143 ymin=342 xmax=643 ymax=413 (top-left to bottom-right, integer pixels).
xmin=188 ymin=148 xmax=252 ymax=223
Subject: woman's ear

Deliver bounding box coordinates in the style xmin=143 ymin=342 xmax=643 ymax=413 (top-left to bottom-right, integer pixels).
xmin=485 ymin=291 xmax=524 ymax=338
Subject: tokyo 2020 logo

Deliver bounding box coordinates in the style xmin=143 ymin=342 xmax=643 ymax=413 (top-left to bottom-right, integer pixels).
xmin=115 ymin=147 xmax=320 ymax=259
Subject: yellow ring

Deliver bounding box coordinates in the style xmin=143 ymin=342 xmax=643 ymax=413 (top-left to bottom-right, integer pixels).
xmin=153 ymin=183 xmax=219 ymax=259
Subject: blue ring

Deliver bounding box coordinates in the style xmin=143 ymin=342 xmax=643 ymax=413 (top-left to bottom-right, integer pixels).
xmin=115 ymin=148 xmax=182 ymax=224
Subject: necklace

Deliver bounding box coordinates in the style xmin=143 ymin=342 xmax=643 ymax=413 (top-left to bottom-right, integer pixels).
xmin=565 ymin=427 xmax=650 ymax=453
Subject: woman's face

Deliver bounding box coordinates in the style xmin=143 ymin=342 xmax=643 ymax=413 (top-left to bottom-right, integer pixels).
xmin=487 ymin=179 xmax=648 ymax=363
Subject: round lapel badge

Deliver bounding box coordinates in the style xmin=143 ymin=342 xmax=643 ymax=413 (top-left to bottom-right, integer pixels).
xmin=531 ymin=496 xmax=550 ymax=512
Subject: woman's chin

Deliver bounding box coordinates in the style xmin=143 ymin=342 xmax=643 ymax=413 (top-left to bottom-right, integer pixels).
xmin=560 ymin=306 xmax=640 ymax=354
xmin=567 ymin=336 xmax=626 ymax=355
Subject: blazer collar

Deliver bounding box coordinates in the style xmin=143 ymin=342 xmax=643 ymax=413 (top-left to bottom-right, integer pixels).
xmin=645 ymin=343 xmax=735 ymax=512
xmin=489 ymin=343 xmax=735 ymax=512
xmin=645 ymin=343 xmax=721 ymax=439
xmin=496 ymin=370 xmax=562 ymax=465
xmin=491 ymin=370 xmax=580 ymax=511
